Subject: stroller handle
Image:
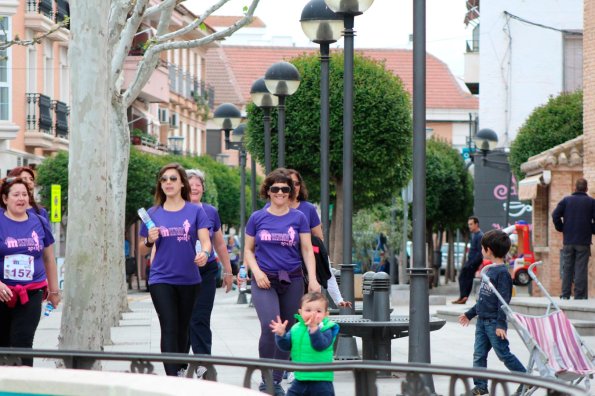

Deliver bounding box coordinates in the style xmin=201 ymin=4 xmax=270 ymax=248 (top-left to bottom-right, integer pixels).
xmin=528 ymin=261 xmax=543 ymax=282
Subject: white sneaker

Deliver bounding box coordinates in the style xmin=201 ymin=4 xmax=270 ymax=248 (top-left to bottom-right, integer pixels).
xmin=287 ymin=372 xmax=295 ymax=384
xmin=177 ymin=368 xmax=187 ymax=377
xmin=195 ymin=366 xmax=207 ymax=379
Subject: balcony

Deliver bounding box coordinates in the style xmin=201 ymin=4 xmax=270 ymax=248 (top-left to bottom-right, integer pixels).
xmin=122 ymin=57 xmax=170 ymax=103
xmin=25 ymin=93 xmax=54 ymax=149
xmin=25 ymin=0 xmax=70 ymax=42
xmin=52 ymin=100 xmax=69 ymax=151
xmin=167 ymin=63 xmax=215 ymax=111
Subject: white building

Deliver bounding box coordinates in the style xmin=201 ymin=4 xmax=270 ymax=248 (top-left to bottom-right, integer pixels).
xmin=475 ymin=0 xmax=583 ymax=146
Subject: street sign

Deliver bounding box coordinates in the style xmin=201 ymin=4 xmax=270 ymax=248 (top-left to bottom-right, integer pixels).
xmin=50 ymin=184 xmax=61 ymax=223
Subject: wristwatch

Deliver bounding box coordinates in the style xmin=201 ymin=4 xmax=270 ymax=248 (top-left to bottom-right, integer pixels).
xmin=144 ymin=238 xmax=154 ymax=248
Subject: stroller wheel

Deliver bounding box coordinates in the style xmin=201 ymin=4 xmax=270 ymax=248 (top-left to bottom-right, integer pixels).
xmin=515 ymin=269 xmax=530 ymax=286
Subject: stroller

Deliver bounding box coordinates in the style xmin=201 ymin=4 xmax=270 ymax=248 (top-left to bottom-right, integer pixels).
xmin=480 ymin=261 xmax=595 ymax=394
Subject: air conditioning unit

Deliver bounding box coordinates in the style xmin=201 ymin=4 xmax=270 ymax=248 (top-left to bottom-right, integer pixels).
xmin=159 ymin=108 xmax=169 ymax=123
xmin=170 ymin=112 xmax=179 ymax=128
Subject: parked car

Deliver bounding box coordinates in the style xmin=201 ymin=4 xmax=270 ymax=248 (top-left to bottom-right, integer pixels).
xmin=440 ymin=242 xmax=466 ymax=273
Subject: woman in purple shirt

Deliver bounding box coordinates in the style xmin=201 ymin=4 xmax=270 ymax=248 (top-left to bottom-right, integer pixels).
xmin=139 ymin=163 xmax=211 ymax=377
xmin=186 ymin=169 xmax=233 ymax=374
xmin=244 ymin=169 xmax=320 ymax=394
xmin=0 ymin=177 xmax=60 ymax=366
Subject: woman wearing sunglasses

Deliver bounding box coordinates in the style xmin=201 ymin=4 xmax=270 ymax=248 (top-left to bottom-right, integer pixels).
xmin=286 ymin=169 xmax=351 ymax=309
xmin=0 ymin=177 xmax=60 ymax=366
xmin=139 ymin=163 xmax=211 ymax=376
xmin=244 ymin=168 xmax=320 ymax=395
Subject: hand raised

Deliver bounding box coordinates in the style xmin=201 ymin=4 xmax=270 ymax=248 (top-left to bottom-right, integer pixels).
xmin=269 ymin=315 xmax=288 ymax=336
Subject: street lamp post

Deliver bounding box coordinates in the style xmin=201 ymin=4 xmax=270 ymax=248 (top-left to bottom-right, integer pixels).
xmin=250 ymin=77 xmax=279 ymax=174
xmin=323 ymin=0 xmax=374 ymax=313
xmin=213 ymin=103 xmax=242 ymax=146
xmin=264 ymin=61 xmax=301 ymax=168
xmin=300 ymin=0 xmax=343 ymax=245
xmin=229 ymin=124 xmax=247 ymax=263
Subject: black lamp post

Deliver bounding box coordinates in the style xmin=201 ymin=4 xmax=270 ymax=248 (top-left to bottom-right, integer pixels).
xmin=323 ymin=0 xmax=374 ymax=313
xmin=300 ymin=0 xmax=343 ymax=245
xmin=229 ymin=123 xmax=247 ymax=263
xmin=250 ymin=77 xmax=279 ymax=174
xmin=474 ymin=128 xmax=513 ymax=227
xmin=167 ymin=135 xmax=184 ymax=155
xmin=213 ymin=103 xmax=242 ymax=151
xmin=264 ymin=61 xmax=301 ymax=168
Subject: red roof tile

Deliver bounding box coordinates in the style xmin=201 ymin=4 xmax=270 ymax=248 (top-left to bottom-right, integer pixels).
xmin=206 ymin=45 xmax=478 ymax=110
xmin=205 ymin=15 xmax=266 ymax=28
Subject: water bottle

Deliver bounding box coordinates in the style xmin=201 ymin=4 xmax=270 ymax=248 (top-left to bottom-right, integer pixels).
xmin=239 ymin=265 xmax=247 ymax=292
xmin=43 ymin=302 xmax=54 ymax=317
xmin=137 ymin=208 xmax=155 ymax=229
xmin=195 ymin=240 xmax=202 ymax=254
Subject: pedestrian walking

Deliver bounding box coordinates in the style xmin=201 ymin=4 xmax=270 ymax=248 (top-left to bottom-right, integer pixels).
xmin=453 ymin=216 xmax=484 ymax=304
xmin=458 ymin=230 xmax=529 ymax=396
xmin=139 ymin=163 xmax=211 ymax=376
xmin=7 ymin=166 xmax=49 ymax=221
xmin=552 ymin=177 xmax=595 ymax=300
xmin=186 ymin=169 xmax=233 ymax=377
xmin=270 ymin=292 xmax=340 ymax=396
xmin=0 ymin=177 xmax=61 ymax=367
xmin=244 ymin=168 xmax=320 ymax=395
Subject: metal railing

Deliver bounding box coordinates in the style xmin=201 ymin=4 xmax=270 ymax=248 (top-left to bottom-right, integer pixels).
xmin=166 ymin=62 xmax=215 ymax=107
xmin=26 ymin=93 xmax=53 ymax=135
xmin=0 ymin=348 xmax=586 ymax=396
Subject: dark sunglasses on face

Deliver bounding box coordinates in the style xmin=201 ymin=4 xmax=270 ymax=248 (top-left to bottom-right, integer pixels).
xmin=269 ymin=186 xmax=291 ymax=194
xmin=160 ymin=175 xmax=178 ymax=183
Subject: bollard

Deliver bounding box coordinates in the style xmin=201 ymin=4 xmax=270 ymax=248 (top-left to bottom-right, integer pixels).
xmin=334 ymin=264 xmax=360 ymax=360
xmin=362 ymin=271 xmax=375 ymax=320
xmin=372 ymin=272 xmax=391 ymax=322
xmin=236 ymin=289 xmax=248 ymax=304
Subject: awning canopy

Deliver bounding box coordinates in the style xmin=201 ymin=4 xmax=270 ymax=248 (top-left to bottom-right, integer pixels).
xmin=518 ymin=171 xmax=551 ymax=201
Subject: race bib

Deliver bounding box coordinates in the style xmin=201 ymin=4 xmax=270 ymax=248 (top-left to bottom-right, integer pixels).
xmin=4 ymin=254 xmax=35 ymax=281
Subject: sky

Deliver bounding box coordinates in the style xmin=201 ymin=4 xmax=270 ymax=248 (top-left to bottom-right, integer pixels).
xmin=184 ymin=0 xmax=471 ymax=77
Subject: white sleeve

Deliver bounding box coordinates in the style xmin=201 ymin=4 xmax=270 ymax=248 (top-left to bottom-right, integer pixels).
xmin=326 ymin=263 xmax=343 ymax=305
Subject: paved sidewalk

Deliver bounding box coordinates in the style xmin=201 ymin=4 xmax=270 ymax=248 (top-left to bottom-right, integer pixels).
xmin=33 ymin=286 xmax=595 ymax=396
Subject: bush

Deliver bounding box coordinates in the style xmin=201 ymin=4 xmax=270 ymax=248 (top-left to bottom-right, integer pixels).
xmin=509 ymin=91 xmax=583 ymax=179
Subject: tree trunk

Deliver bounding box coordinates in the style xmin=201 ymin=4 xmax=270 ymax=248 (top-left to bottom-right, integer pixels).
xmin=59 ymin=1 xmax=110 ymax=364
xmin=330 ymin=178 xmax=344 ymax=265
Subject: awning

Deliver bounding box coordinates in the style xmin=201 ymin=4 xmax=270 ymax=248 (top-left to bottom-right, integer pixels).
xmin=518 ymin=171 xmax=551 ymax=201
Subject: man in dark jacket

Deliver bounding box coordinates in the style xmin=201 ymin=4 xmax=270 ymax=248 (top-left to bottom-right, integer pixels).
xmin=453 ymin=216 xmax=484 ymax=304
xmin=552 ymin=178 xmax=595 ymax=300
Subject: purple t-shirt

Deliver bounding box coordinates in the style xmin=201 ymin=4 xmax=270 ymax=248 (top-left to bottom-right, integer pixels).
xmin=195 ymin=203 xmax=221 ymax=262
xmin=140 ymin=202 xmax=209 ymax=285
xmin=264 ymin=200 xmax=321 ymax=230
xmin=0 ymin=211 xmax=55 ymax=286
xmin=27 ymin=207 xmax=50 ymax=223
xmin=245 ymin=208 xmax=310 ymax=273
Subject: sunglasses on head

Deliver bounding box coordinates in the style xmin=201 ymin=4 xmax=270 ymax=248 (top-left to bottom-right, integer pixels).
xmin=160 ymin=175 xmax=178 ymax=183
xmin=269 ymin=186 xmax=291 ymax=194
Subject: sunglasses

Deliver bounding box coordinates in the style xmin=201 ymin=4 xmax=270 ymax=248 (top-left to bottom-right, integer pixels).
xmin=269 ymin=186 xmax=291 ymax=194
xmin=160 ymin=175 xmax=178 ymax=183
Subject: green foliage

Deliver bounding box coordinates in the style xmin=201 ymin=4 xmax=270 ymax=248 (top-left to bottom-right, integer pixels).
xmin=426 ymin=139 xmax=474 ymax=232
xmin=36 ymin=148 xmax=253 ymax=228
xmin=246 ymin=53 xmax=412 ymax=209
xmin=509 ymin=90 xmax=583 ymax=179
xmin=36 ymin=151 xmax=69 ymax=211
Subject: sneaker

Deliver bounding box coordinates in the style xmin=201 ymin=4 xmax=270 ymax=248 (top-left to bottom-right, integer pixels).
xmin=460 ymin=386 xmax=488 ymax=396
xmin=273 ymin=382 xmax=285 ymax=396
xmin=195 ymin=366 xmax=207 ymax=379
xmin=512 ymin=384 xmax=534 ymax=396
xmin=177 ymin=368 xmax=187 ymax=377
xmin=452 ymin=297 xmax=468 ymax=304
xmin=286 ymin=372 xmax=295 ymax=384
xmin=259 ymin=382 xmax=267 ymax=392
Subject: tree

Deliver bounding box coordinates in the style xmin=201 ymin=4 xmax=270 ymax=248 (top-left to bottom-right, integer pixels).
xmin=63 ymin=0 xmax=260 ymax=357
xmin=509 ymin=90 xmax=583 ymax=179
xmin=246 ymin=53 xmax=412 ymax=263
xmin=425 ymin=139 xmax=474 ymax=283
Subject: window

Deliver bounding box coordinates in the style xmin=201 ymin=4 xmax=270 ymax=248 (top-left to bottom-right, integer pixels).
xmin=43 ymin=41 xmax=53 ymax=98
xmin=563 ymin=32 xmax=583 ymax=93
xmin=0 ymin=16 xmax=10 ymax=121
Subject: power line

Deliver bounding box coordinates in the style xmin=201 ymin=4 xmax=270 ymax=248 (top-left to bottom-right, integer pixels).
xmin=503 ymin=11 xmax=583 ymax=36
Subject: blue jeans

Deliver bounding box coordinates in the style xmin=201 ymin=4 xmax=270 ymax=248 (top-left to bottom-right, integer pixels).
xmin=473 ymin=318 xmax=526 ymax=390
xmin=287 ymin=380 xmax=334 ymax=396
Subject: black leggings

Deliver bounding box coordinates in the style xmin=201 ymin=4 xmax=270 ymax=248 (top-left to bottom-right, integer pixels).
xmin=0 ymin=289 xmax=43 ymax=367
xmin=149 ymin=283 xmax=200 ymax=376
